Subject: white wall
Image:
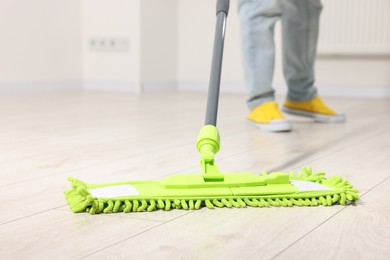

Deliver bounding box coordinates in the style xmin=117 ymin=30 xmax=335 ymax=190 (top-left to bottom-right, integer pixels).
xmin=0 ymin=0 xmax=82 ymax=91
xmin=1 ymin=0 xmax=388 ymax=97
xmin=82 ymin=0 xmax=178 ymax=92
xmin=177 ymin=0 xmax=245 ymax=92
xmin=177 ymin=0 xmax=390 ymax=98
xmin=315 ymin=57 xmax=390 ymax=98
xmin=82 ymin=0 xmax=141 ymax=92
xmin=0 ymin=0 xmax=177 ymax=93
xmin=140 ymin=0 xmax=178 ymax=92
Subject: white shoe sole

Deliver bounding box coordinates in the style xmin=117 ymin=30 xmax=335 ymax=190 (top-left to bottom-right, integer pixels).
xmin=247 ymin=119 xmax=292 ymax=132
xmin=282 ymin=106 xmax=346 ymax=123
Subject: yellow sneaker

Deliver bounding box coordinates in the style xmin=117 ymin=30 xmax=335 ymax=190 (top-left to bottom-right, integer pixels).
xmin=247 ymin=101 xmax=291 ymax=132
xmin=282 ymin=96 xmax=346 ymax=123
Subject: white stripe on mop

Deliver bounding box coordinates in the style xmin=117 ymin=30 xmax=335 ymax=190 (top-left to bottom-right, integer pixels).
xmin=89 ymin=185 xmax=139 ymax=198
xmin=290 ymin=180 xmax=333 ymax=192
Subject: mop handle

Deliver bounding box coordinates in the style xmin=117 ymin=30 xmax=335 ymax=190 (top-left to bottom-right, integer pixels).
xmin=216 ymin=0 xmax=230 ymax=15
xmin=204 ymin=0 xmax=230 ymax=126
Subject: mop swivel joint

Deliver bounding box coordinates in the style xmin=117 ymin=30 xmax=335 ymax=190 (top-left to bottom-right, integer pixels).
xmin=196 ymin=125 xmax=220 ymax=161
xmin=196 ymin=125 xmax=224 ymax=181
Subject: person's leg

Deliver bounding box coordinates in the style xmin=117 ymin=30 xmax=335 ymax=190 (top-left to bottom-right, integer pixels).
xmin=281 ymin=0 xmax=345 ymax=123
xmin=281 ymin=0 xmax=322 ymax=102
xmin=237 ymin=0 xmax=282 ymax=110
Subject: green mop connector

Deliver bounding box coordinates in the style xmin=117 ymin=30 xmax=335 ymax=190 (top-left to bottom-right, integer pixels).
xmin=196 ymin=125 xmax=224 ymax=182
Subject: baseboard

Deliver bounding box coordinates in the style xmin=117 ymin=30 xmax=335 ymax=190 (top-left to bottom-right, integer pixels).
xmin=140 ymin=81 xmax=177 ymax=92
xmin=178 ymin=81 xmax=245 ymax=93
xmin=2 ymin=79 xmax=388 ymax=98
xmin=275 ymin=84 xmax=390 ymax=99
xmin=0 ymin=79 xmax=83 ymax=93
xmin=178 ymin=81 xmax=390 ymax=98
xmin=83 ymin=79 xmax=141 ymax=92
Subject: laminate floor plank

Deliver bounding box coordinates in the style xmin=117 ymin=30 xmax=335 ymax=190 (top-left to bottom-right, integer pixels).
xmin=0 ymin=209 xmax=169 ymax=260
xmin=2 ymin=118 xmax=387 ymax=225
xmin=1 ymin=92 xmax=389 ymax=260
xmin=272 ymin=177 xmax=390 ymax=260
xmin=72 ymin=127 xmax=390 ymax=260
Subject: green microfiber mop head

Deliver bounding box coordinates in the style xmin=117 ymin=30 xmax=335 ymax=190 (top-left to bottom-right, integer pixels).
xmin=65 ymin=168 xmax=359 ymax=214
xmin=64 ymin=126 xmax=359 ymax=214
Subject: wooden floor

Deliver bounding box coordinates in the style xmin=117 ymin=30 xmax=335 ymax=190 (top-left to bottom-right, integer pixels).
xmin=0 ymin=91 xmax=389 ymax=260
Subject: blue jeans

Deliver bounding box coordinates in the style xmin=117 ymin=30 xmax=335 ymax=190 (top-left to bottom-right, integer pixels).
xmin=238 ymin=0 xmax=323 ymax=109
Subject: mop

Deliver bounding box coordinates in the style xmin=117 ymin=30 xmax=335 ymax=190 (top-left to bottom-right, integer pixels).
xmin=65 ymin=0 xmax=358 ymax=214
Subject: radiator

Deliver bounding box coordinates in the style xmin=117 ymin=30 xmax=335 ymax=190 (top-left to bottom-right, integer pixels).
xmin=318 ymin=0 xmax=390 ymax=55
